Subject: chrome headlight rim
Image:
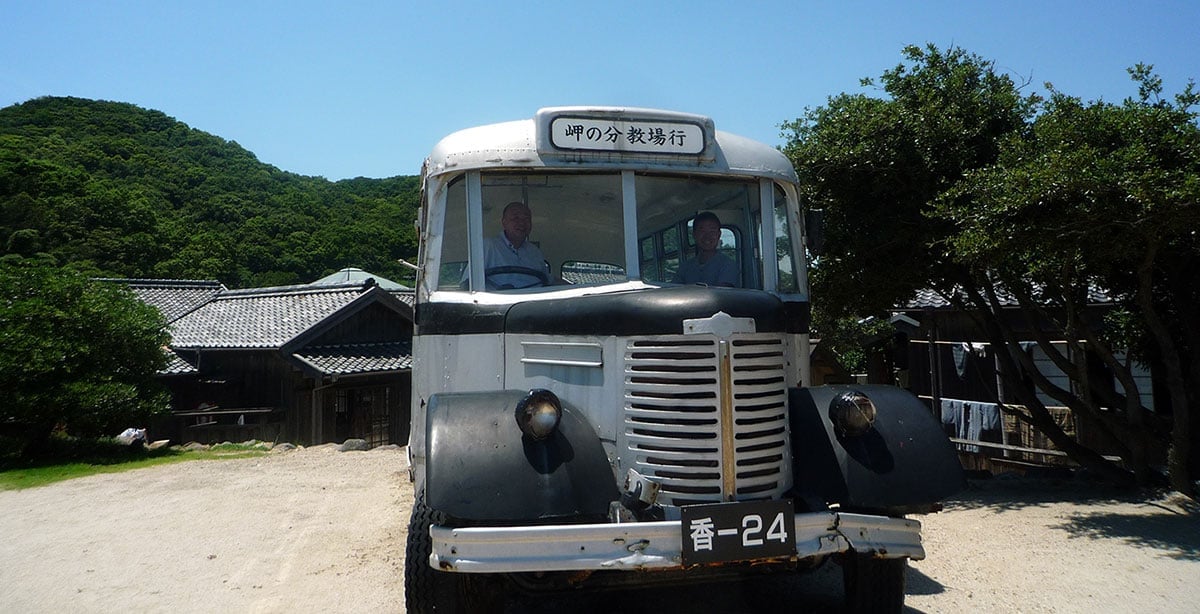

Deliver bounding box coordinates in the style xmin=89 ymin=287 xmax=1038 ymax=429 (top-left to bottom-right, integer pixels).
xmin=514 ymin=388 xmax=562 ymax=441
xmin=828 ymin=390 xmax=877 ymax=438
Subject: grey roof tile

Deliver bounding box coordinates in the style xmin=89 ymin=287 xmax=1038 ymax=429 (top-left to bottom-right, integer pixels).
xmin=169 ymin=282 xmax=370 ymax=349
xmin=98 ymin=278 xmax=226 ymax=322
xmin=160 ymin=348 xmax=198 ymax=375
xmin=900 ymin=285 xmax=1117 ymax=311
xmin=293 ymin=342 xmax=413 ymax=375
xmin=904 ymin=288 xmax=954 ymax=310
xmin=389 ymin=289 xmax=415 ymax=307
xmin=562 ymin=262 xmax=626 ymax=285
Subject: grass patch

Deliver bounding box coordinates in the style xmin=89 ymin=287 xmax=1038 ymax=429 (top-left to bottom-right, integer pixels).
xmin=0 ymin=436 xmax=268 ymax=491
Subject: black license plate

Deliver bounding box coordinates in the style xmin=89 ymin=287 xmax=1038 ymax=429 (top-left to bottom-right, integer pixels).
xmin=680 ymin=500 xmax=796 ymax=565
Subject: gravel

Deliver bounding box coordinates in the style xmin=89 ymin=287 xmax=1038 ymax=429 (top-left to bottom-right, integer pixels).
xmin=1 ymin=445 xmax=1197 ymax=613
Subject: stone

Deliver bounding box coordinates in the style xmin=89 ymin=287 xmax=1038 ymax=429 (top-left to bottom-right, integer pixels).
xmin=338 ymin=438 xmax=370 ymax=452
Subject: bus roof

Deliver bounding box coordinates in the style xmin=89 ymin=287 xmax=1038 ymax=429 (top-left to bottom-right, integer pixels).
xmin=425 ymin=106 xmax=799 ymax=184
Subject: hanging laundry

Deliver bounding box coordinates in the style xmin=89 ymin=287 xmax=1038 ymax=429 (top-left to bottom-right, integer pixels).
xmin=952 ymin=344 xmax=968 ymax=378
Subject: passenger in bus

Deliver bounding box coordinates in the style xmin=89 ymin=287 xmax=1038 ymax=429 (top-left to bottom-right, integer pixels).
xmin=675 ymin=211 xmax=738 ymax=287
xmin=482 ymin=201 xmax=551 ymax=289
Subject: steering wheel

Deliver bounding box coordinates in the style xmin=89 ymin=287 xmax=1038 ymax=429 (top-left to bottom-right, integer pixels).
xmin=484 ymin=266 xmax=550 ymax=290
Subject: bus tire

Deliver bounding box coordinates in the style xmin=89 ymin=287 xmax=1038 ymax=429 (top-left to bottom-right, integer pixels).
xmin=843 ymin=552 xmax=906 ymax=614
xmin=405 ymin=489 xmax=463 ymax=613
xmin=405 ymin=489 xmax=504 ymax=614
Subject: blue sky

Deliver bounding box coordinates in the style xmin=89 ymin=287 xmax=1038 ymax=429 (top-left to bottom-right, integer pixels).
xmin=3 ymin=1 xmax=1197 ymax=180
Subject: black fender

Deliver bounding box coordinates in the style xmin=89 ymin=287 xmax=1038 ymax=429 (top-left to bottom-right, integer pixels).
xmin=789 ymin=385 xmax=965 ymax=511
xmin=425 ymin=390 xmax=619 ymax=522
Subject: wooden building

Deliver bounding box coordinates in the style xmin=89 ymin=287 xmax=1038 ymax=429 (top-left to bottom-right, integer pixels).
xmin=115 ymin=274 xmax=414 ymax=447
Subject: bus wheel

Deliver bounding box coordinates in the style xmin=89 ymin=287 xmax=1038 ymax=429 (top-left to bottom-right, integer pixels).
xmin=404 ymin=489 xmax=504 ymax=614
xmin=843 ymin=552 xmax=906 ymax=614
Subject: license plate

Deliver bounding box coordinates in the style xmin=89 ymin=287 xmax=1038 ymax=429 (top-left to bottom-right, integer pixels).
xmin=680 ymin=500 xmax=796 ymax=565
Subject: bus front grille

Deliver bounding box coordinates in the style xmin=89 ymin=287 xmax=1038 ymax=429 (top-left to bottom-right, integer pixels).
xmin=621 ymin=334 xmax=792 ymax=506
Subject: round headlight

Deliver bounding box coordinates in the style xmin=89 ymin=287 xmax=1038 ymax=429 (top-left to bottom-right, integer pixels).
xmin=829 ymin=391 xmax=877 ymax=437
xmin=515 ymin=389 xmax=562 ymax=441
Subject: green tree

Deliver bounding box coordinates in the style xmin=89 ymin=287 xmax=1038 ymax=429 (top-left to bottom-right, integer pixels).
xmin=784 ymin=45 xmax=1198 ymax=494
xmin=784 ymin=44 xmax=1037 ymax=383
xmin=941 ymin=66 xmax=1200 ymax=494
xmin=784 ymin=45 xmax=1036 ymax=320
xmin=0 ymin=261 xmax=169 ymax=454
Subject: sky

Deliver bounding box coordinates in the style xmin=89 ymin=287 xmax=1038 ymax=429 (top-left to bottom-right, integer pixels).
xmin=3 ymin=1 xmax=1197 ymax=180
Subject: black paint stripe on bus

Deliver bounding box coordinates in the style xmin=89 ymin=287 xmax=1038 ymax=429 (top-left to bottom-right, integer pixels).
xmin=416 ymin=288 xmax=809 ymax=337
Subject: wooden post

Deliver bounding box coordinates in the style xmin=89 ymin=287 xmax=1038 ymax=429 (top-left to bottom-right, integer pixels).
xmin=927 ymin=309 xmax=941 ymax=418
xmin=995 ymin=350 xmax=1012 ymax=458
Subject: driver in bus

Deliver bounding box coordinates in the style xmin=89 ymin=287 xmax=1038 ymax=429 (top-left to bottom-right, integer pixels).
xmin=674 ymin=211 xmax=738 ymax=287
xmin=482 ymin=201 xmax=551 ymax=289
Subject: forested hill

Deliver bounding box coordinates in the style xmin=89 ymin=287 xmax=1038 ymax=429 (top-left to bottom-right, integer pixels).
xmin=0 ymin=96 xmax=420 ymax=288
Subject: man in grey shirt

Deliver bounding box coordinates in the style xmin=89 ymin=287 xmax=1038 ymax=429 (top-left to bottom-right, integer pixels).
xmin=482 ymin=201 xmax=550 ymax=289
xmin=674 ymin=211 xmax=738 ymax=287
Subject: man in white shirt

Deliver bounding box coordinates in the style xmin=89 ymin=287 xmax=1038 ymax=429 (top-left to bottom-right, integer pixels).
xmin=674 ymin=211 xmax=738 ymax=287
xmin=482 ymin=201 xmax=550 ymax=289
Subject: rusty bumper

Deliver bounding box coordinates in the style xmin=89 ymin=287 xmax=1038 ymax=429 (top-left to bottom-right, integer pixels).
xmin=429 ymin=511 xmax=923 ymax=573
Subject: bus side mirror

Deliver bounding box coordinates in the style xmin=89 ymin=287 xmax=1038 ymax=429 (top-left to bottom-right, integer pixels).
xmin=804 ymin=209 xmax=825 ymax=256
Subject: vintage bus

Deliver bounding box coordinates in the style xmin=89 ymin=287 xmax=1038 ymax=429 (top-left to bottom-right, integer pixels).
xmin=405 ymin=106 xmax=962 ymax=613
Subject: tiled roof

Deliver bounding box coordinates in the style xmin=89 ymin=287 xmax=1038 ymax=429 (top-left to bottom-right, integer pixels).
xmin=293 ymin=342 xmax=413 ymax=375
xmin=168 ymin=282 xmax=372 ymax=349
xmin=904 ymin=288 xmax=958 ymax=310
xmin=98 ymin=279 xmax=226 ymax=322
xmin=389 ymin=289 xmax=415 ymax=307
xmin=561 ymin=262 xmax=626 ymax=285
xmin=160 ymin=348 xmax=198 ymax=375
xmin=901 ymin=286 xmax=1117 ymax=310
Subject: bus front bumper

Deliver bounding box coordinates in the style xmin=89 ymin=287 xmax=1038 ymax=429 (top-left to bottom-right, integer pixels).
xmin=429 ymin=511 xmax=923 ymax=573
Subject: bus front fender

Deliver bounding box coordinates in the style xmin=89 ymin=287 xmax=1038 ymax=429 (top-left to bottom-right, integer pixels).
xmin=424 ymin=390 xmax=618 ymax=522
xmin=789 ymin=385 xmax=965 ymax=512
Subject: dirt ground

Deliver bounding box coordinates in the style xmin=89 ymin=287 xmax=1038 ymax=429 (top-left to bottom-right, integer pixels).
xmin=1 ymin=445 xmax=1198 ymax=613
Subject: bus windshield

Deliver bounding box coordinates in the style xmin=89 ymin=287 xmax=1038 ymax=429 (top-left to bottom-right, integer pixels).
xmin=435 ymin=170 xmax=800 ymax=293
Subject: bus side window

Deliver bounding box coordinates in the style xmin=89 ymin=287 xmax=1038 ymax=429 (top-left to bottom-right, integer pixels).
xmin=661 ymin=225 xmax=681 ymax=281
xmin=640 ymin=226 xmax=682 ymax=283
xmin=639 ymin=236 xmax=659 ymax=281
xmin=718 ymin=227 xmax=739 ymax=277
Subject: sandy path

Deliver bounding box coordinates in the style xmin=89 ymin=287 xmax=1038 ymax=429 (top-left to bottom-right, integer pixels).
xmin=907 ymin=481 xmax=1199 ymax=613
xmin=0 ymin=445 xmax=410 ymax=613
xmin=1 ymin=446 xmax=1197 ymax=613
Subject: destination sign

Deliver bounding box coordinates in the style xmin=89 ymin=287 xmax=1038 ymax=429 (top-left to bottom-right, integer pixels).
xmin=549 ymin=116 xmax=705 ymax=155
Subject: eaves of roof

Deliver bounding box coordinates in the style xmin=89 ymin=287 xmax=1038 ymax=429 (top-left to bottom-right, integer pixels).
xmin=291 ymin=341 xmax=413 ymax=377
xmin=159 ymin=348 xmax=198 ymax=375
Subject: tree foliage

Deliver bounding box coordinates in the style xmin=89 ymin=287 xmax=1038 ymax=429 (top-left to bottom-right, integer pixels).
xmin=784 ymin=45 xmax=1199 ymax=494
xmin=0 ymin=97 xmax=420 ymax=288
xmin=0 ymin=260 xmax=170 ymax=452
xmin=941 ymin=65 xmax=1200 ymax=493
xmin=784 ymin=45 xmax=1038 ymax=318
